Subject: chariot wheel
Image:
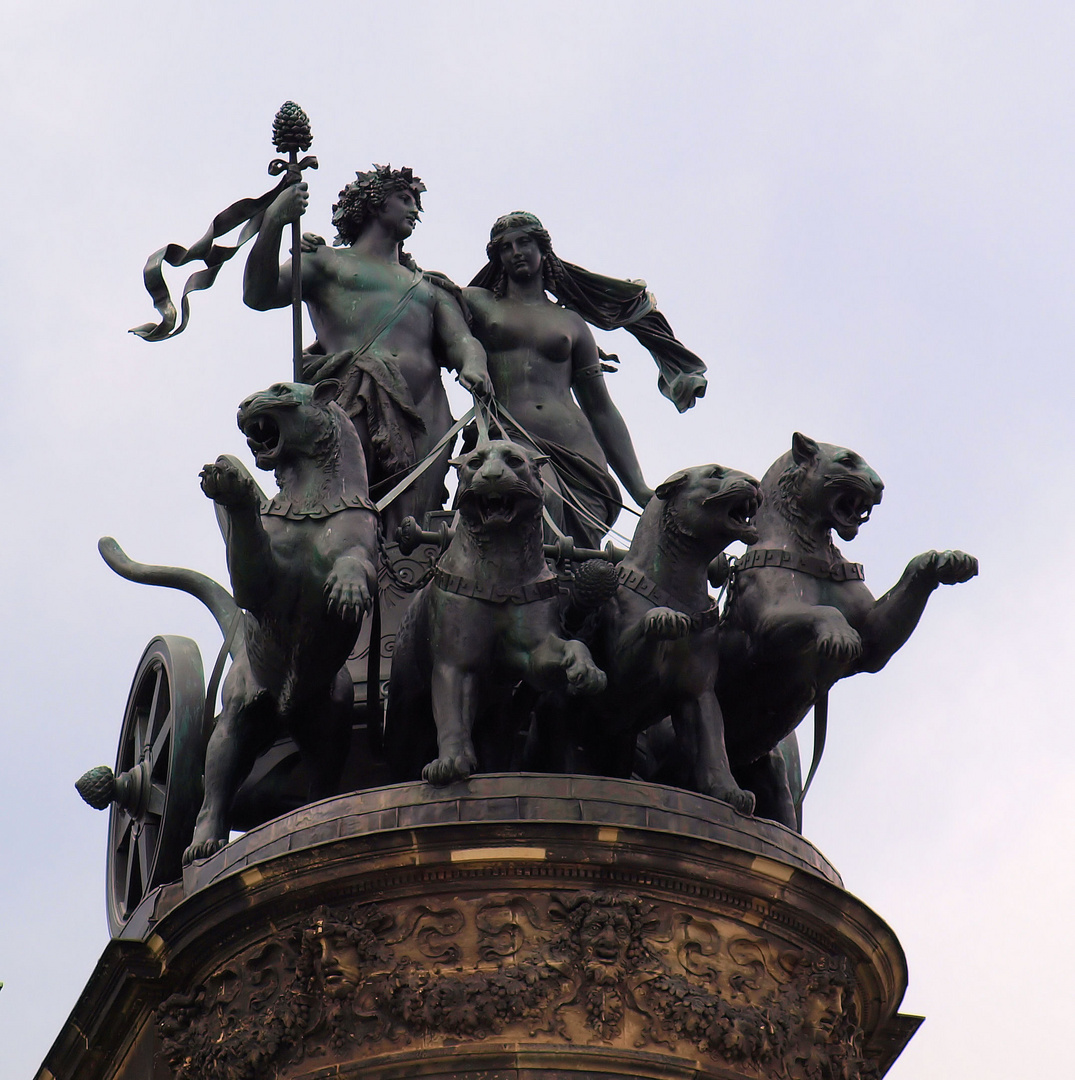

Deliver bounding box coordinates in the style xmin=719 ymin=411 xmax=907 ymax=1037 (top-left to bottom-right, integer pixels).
xmin=78 ymin=636 xmax=207 ymax=937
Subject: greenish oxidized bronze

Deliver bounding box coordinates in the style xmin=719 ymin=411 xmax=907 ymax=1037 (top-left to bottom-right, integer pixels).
xmin=243 ymin=166 xmax=491 ymax=537
xmin=463 ymin=212 xmax=655 ymax=546
xmin=57 ymin=103 xmax=970 ymax=1080
xmin=531 ymin=464 xmax=761 ymax=814
xmin=97 ymin=382 xmax=379 ymax=864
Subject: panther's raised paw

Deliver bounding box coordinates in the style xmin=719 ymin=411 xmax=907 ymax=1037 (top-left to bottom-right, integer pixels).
xmin=325 ymin=556 xmax=376 ymax=619
xmin=182 ymin=837 xmax=228 ymax=866
xmin=200 ymin=458 xmax=258 ymax=509
xmin=933 ymin=549 xmax=979 ymax=586
xmin=422 ymin=749 xmax=478 ymax=787
xmin=815 ymin=622 xmax=861 ymax=663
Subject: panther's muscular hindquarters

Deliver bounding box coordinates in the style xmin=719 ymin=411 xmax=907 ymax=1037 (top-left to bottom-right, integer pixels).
xmin=565 ymin=465 xmax=761 ymax=814
xmin=103 ymin=381 xmax=378 ymax=864
xmin=718 ymin=432 xmax=978 ymax=829
xmin=384 ymin=441 xmax=607 ymax=786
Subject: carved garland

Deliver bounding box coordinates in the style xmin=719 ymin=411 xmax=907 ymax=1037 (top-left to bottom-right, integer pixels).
xmin=158 ymin=892 xmax=880 ymax=1080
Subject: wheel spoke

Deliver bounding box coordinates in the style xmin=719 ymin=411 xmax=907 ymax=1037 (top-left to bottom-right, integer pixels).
xmin=114 ymin=808 xmax=133 ymax=846
xmin=145 ymin=664 xmax=166 ymax=750
xmin=150 ymin=711 xmax=172 ymax=765
xmin=136 ymin=827 xmax=153 ymax=895
xmin=147 ymin=782 xmax=166 ymax=817
xmin=123 ymin=827 xmax=139 ymax=912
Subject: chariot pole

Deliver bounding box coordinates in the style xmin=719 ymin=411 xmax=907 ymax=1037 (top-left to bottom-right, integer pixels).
xmin=269 ymin=102 xmax=318 ymax=381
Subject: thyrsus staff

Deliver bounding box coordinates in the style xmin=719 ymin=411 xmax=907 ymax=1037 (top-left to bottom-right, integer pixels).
xmin=130 ymin=101 xmax=317 ymax=350
xmin=269 ymin=102 xmax=318 ymax=380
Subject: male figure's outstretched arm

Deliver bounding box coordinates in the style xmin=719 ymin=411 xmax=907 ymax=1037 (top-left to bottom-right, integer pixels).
xmin=434 ymin=289 xmax=492 ymax=397
xmin=243 ymin=182 xmax=311 ymax=311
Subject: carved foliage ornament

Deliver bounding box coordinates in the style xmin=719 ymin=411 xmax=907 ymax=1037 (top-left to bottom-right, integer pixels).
xmin=158 ymin=892 xmax=880 ymax=1079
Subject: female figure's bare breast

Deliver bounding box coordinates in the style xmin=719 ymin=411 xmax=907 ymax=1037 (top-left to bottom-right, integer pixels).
xmin=467 ymin=290 xmax=605 ymax=465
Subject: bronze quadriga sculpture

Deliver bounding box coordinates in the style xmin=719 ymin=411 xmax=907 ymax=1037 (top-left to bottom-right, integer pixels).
xmin=54 ymin=105 xmax=976 ymax=1080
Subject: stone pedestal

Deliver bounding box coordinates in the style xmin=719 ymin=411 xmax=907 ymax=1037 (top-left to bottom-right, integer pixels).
xmin=38 ymin=776 xmax=920 ymax=1080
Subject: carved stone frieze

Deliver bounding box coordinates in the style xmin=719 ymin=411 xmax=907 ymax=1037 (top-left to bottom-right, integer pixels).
xmin=158 ymin=890 xmax=881 ymax=1079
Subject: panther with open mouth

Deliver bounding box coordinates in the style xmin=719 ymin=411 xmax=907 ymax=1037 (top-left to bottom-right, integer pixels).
xmin=384 ymin=440 xmax=607 ymax=786
xmin=101 ymin=381 xmax=379 ymax=864
xmin=717 ymin=432 xmax=978 ymax=829
xmin=543 ymin=464 xmax=761 ymax=814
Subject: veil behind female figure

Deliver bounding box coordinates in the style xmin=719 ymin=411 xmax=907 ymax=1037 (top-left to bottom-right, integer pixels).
xmin=464 ymin=211 xmax=709 ymax=548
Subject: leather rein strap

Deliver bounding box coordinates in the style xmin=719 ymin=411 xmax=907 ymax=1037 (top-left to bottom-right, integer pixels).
xmin=732 ymin=547 xmax=850 ymax=822
xmin=732 ymin=549 xmax=855 ymax=821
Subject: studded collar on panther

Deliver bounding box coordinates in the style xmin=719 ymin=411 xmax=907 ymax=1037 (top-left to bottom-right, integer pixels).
xmin=433 ymin=567 xmax=561 ymax=605
xmin=264 ymin=492 xmax=378 ymax=520
xmin=733 ymin=547 xmax=865 ymax=582
xmin=615 ymin=565 xmax=720 ymax=631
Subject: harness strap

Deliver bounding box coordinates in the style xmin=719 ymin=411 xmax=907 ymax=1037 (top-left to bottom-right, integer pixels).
xmin=202 ymin=610 xmax=242 ymax=739
xmin=366 ymin=585 xmax=384 ymax=752
xmin=375 ymin=406 xmax=475 ymax=513
xmin=796 ymin=690 xmax=828 ymax=819
xmin=615 ymin=565 xmax=719 ymax=631
xmin=486 ymin=398 xmax=632 ymax=546
xmin=433 ymin=567 xmax=560 ymax=605
xmin=735 ymin=547 xmax=864 ymax=582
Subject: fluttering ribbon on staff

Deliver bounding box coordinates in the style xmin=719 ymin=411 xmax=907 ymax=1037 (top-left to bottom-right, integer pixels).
xmin=130 ymin=102 xmax=317 ymax=343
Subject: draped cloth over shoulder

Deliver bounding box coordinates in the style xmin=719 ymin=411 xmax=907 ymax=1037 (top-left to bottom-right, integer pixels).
xmin=302 ymin=345 xmax=426 ymax=478
xmin=469 ymin=258 xmax=708 ymax=414
xmin=300 ymin=268 xmax=431 ymax=479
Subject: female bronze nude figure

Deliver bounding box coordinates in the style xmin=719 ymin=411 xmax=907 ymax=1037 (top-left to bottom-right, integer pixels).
xmin=465 ymin=212 xmax=708 ymax=547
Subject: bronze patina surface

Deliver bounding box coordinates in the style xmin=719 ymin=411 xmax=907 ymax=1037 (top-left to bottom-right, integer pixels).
xmin=244 ymin=165 xmax=491 ymax=536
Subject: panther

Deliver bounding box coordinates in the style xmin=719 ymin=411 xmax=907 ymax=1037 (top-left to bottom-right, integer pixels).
xmin=545 ymin=464 xmax=762 ymax=815
xmin=384 ymin=440 xmax=607 ymax=786
xmin=101 ymin=380 xmax=379 ymax=863
xmin=718 ymin=432 xmax=978 ymax=829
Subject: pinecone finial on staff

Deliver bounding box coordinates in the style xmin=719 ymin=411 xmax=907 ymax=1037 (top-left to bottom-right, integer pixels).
xmin=272 ymin=101 xmax=312 ymax=155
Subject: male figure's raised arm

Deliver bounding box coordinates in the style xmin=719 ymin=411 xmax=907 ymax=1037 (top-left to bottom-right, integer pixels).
xmin=434 ymin=289 xmax=492 ymax=397
xmin=243 ymin=182 xmax=310 ymax=311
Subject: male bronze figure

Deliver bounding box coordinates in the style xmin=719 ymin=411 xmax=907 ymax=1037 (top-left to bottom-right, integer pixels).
xmin=244 ymin=166 xmax=491 ymax=534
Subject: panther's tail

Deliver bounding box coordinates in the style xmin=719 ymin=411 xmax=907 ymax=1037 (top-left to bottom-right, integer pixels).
xmin=98 ymin=537 xmax=240 ymax=656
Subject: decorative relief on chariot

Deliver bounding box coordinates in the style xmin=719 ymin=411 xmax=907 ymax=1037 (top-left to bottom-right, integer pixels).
xmin=158 ymin=890 xmax=878 ymax=1079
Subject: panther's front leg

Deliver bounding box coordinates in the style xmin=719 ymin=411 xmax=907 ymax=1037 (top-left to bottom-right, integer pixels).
xmin=528 ymin=635 xmax=607 ymax=696
xmin=675 ymin=692 xmax=756 ymax=815
xmin=423 ymin=662 xmax=480 ymax=785
xmin=200 ymin=456 xmax=275 ymax=610
xmin=184 ymin=655 xmax=275 ymax=864
xmin=859 ymin=549 xmax=978 ymax=672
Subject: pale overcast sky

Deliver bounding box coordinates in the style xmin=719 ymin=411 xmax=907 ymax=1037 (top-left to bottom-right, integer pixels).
xmin=3 ymin=3 xmax=1073 ymax=1077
